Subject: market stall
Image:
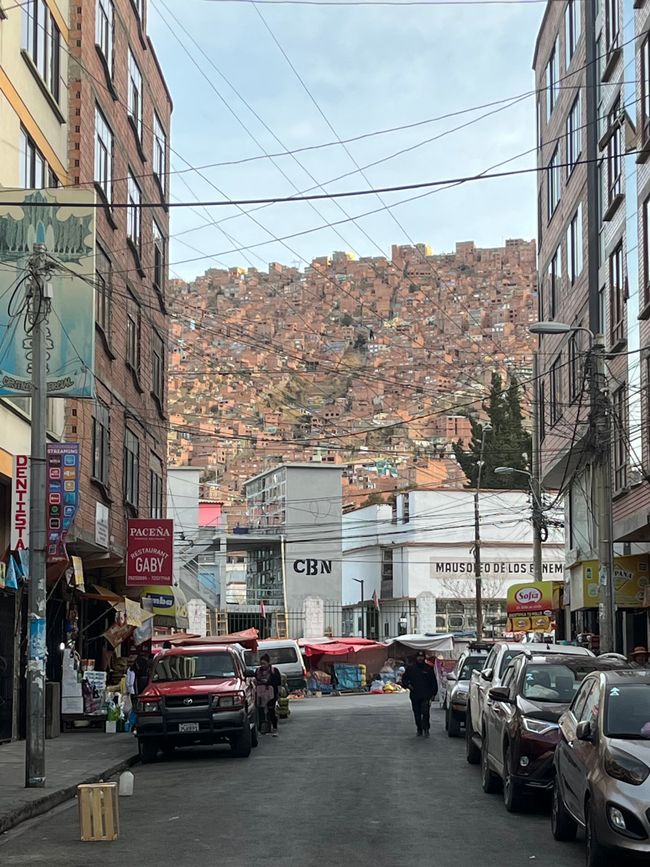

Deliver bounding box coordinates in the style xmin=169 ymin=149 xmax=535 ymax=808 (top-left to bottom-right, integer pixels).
xmin=300 ymin=638 xmax=389 ymax=693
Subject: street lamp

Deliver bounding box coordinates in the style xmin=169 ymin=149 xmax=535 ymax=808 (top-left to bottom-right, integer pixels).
xmin=495 ymin=466 xmax=543 ymax=581
xmin=528 ymin=321 xmax=616 ymax=653
xmin=353 ymin=578 xmax=365 ymax=638
xmin=474 ymin=423 xmax=492 ymax=640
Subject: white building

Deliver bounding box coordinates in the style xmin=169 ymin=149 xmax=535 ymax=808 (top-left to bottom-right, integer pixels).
xmin=342 ymin=489 xmax=565 ymax=637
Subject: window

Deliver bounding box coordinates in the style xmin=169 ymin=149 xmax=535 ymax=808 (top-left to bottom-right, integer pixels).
xmin=153 ymin=112 xmax=166 ymax=194
xmin=643 ymin=36 xmax=650 ymax=144
xmin=548 ymin=245 xmax=562 ymax=318
xmin=547 ymin=146 xmax=560 ymax=219
xmin=644 ymin=196 xmax=650 ymax=307
xmin=609 ymin=242 xmax=625 ymax=345
xmin=153 ymin=219 xmax=166 ymax=295
xmin=127 ymin=49 xmax=143 ymax=139
xmin=566 ymin=94 xmax=581 ymax=175
xmin=126 ymin=299 xmax=141 ymax=372
xmin=123 ymin=429 xmax=139 ymax=507
xmin=134 ymin=0 xmax=145 ymax=21
xmin=539 ymin=379 xmax=546 ymax=442
xmin=568 ymin=332 xmax=582 ymax=400
xmin=19 ymin=127 xmax=57 ymax=188
xmin=567 ymin=204 xmax=583 ymax=285
xmin=565 ymin=0 xmax=581 ymax=67
xmin=94 ymin=105 xmax=113 ymax=201
xmin=598 ymin=283 xmax=607 ymax=335
xmin=613 ymin=385 xmax=628 ymax=490
xmin=546 ymin=39 xmax=559 ymax=118
xmin=403 ymin=493 xmax=410 ymax=523
xmin=150 ymin=454 xmax=163 ymax=519
xmin=381 ymin=548 xmax=393 ymax=585
xmin=96 ymin=0 xmax=113 ymax=71
xmin=605 ymin=0 xmax=620 ymax=58
xmin=95 ymin=243 xmax=111 ymax=336
xmin=22 ymin=0 xmax=60 ymax=101
xmin=607 ymin=100 xmax=622 ymax=207
xmin=127 ymin=172 xmax=141 ymax=249
xmin=152 ymin=330 xmax=165 ymax=402
xmin=550 ymin=356 xmax=562 ymax=426
xmin=92 ymin=400 xmax=110 ymax=486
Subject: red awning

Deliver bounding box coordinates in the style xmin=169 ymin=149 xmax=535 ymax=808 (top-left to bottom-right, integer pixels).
xmin=303 ymin=640 xmax=383 ymax=657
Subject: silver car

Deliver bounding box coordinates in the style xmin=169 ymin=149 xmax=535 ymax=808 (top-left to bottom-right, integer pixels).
xmin=445 ymin=649 xmax=488 ymax=737
xmin=552 ymin=670 xmax=650 ymax=866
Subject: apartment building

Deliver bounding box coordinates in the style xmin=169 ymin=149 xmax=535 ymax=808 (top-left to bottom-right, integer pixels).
xmin=534 ymin=0 xmax=650 ymax=650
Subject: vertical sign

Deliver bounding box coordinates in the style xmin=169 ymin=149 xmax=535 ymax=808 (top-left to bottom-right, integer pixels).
xmin=126 ymin=519 xmax=174 ymax=586
xmin=11 ymin=454 xmax=30 ymax=550
xmin=46 ymin=443 xmax=80 ymax=561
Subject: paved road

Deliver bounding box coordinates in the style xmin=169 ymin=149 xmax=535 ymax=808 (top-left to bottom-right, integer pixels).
xmin=0 ymin=694 xmax=585 ymax=867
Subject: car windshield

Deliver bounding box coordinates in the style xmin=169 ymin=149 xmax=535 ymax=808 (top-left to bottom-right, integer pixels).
xmin=606 ymin=684 xmax=650 ymax=738
xmin=459 ymin=656 xmax=487 ymax=680
xmin=152 ymin=652 xmax=237 ymax=682
xmin=245 ymin=647 xmax=298 ymax=666
xmin=499 ymin=650 xmax=525 ymax=676
xmin=522 ymin=663 xmax=592 ymax=702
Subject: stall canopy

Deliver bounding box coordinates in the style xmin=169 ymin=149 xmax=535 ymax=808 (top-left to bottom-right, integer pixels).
xmin=302 ymin=638 xmax=384 ymax=657
xmin=176 ymin=628 xmax=259 ymax=652
xmin=387 ymin=634 xmax=454 ymax=653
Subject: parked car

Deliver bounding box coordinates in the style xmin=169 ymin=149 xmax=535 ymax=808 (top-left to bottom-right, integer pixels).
xmin=466 ymin=641 xmax=593 ymax=764
xmin=244 ymin=639 xmax=306 ymax=691
xmin=445 ymin=645 xmax=490 ymax=737
xmin=136 ymin=644 xmax=258 ymax=763
xmin=552 ymin=670 xmax=650 ymax=866
xmin=480 ymin=653 xmax=631 ymax=812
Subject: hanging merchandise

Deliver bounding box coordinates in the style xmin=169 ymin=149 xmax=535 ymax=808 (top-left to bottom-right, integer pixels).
xmin=65 ymin=603 xmax=80 ymax=645
xmin=0 ymin=562 xmax=5 ymax=589
xmin=103 ymin=609 xmax=134 ymax=648
xmin=5 ymin=556 xmax=18 ymax=589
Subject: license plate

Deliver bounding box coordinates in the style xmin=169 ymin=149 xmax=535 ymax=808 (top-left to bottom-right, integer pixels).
xmin=178 ymin=722 xmax=199 ymax=733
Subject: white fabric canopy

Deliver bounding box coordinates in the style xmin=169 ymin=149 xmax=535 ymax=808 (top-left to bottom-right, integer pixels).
xmin=386 ymin=633 xmax=454 ymax=652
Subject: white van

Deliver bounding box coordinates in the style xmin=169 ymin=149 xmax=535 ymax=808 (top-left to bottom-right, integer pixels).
xmin=244 ymin=639 xmax=306 ymax=691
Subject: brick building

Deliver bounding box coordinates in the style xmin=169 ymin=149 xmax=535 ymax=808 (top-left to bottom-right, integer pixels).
xmin=64 ymin=0 xmax=172 ymax=586
xmin=534 ymin=0 xmax=650 ymax=650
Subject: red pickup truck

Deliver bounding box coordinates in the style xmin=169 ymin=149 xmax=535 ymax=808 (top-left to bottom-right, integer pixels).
xmin=136 ymin=644 xmax=258 ymax=762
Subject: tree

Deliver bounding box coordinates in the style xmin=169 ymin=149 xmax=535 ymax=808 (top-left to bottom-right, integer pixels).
xmin=452 ymin=372 xmax=531 ymax=489
xmin=360 ymin=491 xmax=386 ymax=507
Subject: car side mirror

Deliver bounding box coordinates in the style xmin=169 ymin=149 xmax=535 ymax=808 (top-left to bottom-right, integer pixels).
xmin=488 ymin=686 xmax=512 ymax=703
xmin=446 ymin=673 xmax=457 ymax=682
xmin=576 ymin=720 xmax=595 ymax=743
xmin=245 ymin=667 xmax=256 ymax=678
xmin=480 ymin=668 xmax=494 ymax=682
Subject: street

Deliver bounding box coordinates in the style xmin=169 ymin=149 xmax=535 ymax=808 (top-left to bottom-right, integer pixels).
xmin=0 ymin=695 xmax=584 ymax=867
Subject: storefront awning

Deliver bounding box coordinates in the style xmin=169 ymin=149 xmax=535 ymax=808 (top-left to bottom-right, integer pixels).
xmin=77 ymin=585 xmax=153 ymax=627
xmin=139 ymin=585 xmax=189 ymax=630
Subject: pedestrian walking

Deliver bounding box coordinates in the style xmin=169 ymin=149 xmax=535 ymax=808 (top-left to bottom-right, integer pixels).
xmin=401 ymin=650 xmax=438 ymax=737
xmin=255 ymin=653 xmax=281 ymax=736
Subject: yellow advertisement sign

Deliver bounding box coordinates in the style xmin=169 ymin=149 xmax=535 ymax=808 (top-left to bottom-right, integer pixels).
xmin=507 ymin=581 xmax=560 ymax=615
xmin=582 ymin=556 xmax=650 ymax=608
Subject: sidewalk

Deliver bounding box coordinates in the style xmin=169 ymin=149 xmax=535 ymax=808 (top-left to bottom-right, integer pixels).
xmin=0 ymin=733 xmax=139 ymax=835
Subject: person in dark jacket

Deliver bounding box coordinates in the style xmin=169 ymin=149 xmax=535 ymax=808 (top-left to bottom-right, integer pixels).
xmin=401 ymin=651 xmax=438 ymax=737
xmin=255 ymin=653 xmax=282 ymax=736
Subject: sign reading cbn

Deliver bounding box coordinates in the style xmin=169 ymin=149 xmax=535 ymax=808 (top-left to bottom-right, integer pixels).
xmin=293 ymin=559 xmax=332 ymax=575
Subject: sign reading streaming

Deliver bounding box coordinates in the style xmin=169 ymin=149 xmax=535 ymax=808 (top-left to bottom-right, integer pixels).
xmin=46 ymin=442 xmax=80 ymax=561
xmin=126 ymin=519 xmax=174 ymax=587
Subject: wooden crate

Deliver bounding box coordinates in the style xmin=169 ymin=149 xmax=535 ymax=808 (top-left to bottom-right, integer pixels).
xmin=78 ymin=783 xmax=119 ymax=841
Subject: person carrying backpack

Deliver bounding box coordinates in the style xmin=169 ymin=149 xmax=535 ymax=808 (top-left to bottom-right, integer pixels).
xmin=255 ymin=653 xmax=281 ymax=736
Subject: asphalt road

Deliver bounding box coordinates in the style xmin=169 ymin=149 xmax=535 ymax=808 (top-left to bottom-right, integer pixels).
xmin=0 ymin=694 xmax=585 ymax=867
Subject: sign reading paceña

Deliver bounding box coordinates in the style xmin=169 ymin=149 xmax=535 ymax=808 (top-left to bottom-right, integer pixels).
xmin=126 ymin=519 xmax=173 ymax=587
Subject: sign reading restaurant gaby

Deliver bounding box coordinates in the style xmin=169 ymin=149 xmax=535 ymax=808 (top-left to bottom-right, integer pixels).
xmin=126 ymin=519 xmax=174 ymax=587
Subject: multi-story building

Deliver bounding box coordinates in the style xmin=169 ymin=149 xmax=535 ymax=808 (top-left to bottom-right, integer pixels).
xmin=534 ymin=0 xmax=650 ymax=651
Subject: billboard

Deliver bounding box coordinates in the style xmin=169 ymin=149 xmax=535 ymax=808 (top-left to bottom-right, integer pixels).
xmin=581 ymin=556 xmax=650 ymax=608
xmin=506 ymin=581 xmax=560 ymax=615
xmin=0 ymin=188 xmax=96 ymax=397
xmin=46 ymin=442 xmax=81 ymax=561
xmin=126 ymin=519 xmax=174 ymax=587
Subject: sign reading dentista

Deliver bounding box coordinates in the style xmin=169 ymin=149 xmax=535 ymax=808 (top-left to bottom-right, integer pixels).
xmin=126 ymin=519 xmax=174 ymax=587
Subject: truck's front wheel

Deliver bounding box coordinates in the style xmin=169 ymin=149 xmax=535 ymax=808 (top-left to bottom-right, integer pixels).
xmin=139 ymin=738 xmax=159 ymax=764
xmin=231 ymin=723 xmax=252 ymax=758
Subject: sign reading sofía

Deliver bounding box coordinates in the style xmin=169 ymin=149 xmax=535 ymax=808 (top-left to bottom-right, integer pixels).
xmin=506 ymin=581 xmax=561 ymax=615
xmin=126 ymin=519 xmax=173 ymax=587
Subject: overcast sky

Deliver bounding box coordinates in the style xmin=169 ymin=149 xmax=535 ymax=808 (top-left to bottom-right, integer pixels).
xmin=149 ymin=0 xmax=544 ymax=280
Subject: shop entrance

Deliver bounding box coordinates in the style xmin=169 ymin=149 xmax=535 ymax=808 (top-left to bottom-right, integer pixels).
xmin=0 ymin=590 xmax=16 ymax=742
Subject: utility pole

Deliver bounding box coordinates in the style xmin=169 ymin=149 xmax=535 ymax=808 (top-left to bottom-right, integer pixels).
xmin=473 ymin=424 xmax=492 ymax=640
xmin=531 ymin=351 xmax=543 ymax=582
xmin=25 ymin=243 xmax=51 ymax=788
xmin=592 ymin=335 xmax=616 ymax=653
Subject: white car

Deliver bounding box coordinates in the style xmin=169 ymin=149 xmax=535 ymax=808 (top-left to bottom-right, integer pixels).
xmin=244 ymin=639 xmax=306 ymax=691
xmin=465 ymin=641 xmax=593 ymax=764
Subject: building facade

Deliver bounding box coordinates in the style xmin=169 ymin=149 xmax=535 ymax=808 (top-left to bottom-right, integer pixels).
xmin=534 ymin=0 xmax=650 ymax=651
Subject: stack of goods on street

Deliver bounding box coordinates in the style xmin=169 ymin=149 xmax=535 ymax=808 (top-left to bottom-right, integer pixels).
xmin=307 ymin=669 xmax=334 ymax=695
xmin=278 ymin=675 xmax=291 ymax=719
xmin=369 ymin=661 xmax=406 ymax=694
xmin=333 ymin=663 xmax=367 ymax=692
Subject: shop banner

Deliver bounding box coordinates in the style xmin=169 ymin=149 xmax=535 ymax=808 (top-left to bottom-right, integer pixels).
xmin=46 ymin=442 xmax=80 ymax=561
xmin=10 ymin=454 xmax=29 ymax=551
xmin=140 ymin=584 xmax=188 ymax=628
xmin=0 ymin=188 xmax=96 ymax=398
xmin=582 ymin=556 xmax=650 ymax=608
xmin=126 ymin=518 xmax=174 ymax=586
xmin=506 ymin=581 xmax=560 ymax=615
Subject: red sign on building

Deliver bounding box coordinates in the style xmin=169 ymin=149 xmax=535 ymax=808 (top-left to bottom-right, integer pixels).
xmin=126 ymin=519 xmax=174 ymax=587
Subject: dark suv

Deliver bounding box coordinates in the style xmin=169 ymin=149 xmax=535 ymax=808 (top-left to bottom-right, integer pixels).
xmin=136 ymin=644 xmax=258 ymax=762
xmin=480 ymin=653 xmax=630 ymax=812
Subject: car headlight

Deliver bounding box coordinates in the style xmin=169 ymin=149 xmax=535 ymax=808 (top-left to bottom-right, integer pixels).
xmin=522 ymin=717 xmax=560 ymax=736
xmin=605 ymin=747 xmax=650 ymax=786
xmin=213 ymin=692 xmax=245 ymax=709
xmin=137 ymin=699 xmax=160 ymax=713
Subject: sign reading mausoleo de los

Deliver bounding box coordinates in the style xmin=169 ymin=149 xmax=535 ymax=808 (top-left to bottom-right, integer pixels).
xmin=126 ymin=519 xmax=173 ymax=587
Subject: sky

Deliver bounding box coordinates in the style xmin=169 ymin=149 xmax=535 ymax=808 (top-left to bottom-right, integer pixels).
xmin=148 ymin=0 xmax=545 ymax=281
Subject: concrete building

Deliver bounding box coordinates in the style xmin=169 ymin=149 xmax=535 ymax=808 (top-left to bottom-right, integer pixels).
xmin=342 ymin=490 xmax=565 ymax=639
xmin=533 ymin=0 xmax=650 ymax=650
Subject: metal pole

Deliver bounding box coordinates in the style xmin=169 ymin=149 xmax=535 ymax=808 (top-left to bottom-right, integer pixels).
xmin=474 ymin=488 xmax=483 ymax=640
xmin=25 ymin=244 xmax=50 ymax=788
xmin=361 ymin=580 xmax=365 ymax=638
xmin=531 ymin=350 xmax=543 ymax=581
xmin=592 ymin=335 xmax=616 ymax=653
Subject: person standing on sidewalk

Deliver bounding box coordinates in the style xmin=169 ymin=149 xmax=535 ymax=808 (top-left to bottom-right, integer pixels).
xmin=255 ymin=653 xmax=281 ymax=736
xmin=402 ymin=651 xmax=438 ymax=737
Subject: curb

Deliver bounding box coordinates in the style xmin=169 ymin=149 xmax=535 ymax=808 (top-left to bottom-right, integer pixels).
xmin=0 ymin=753 xmax=140 ymax=836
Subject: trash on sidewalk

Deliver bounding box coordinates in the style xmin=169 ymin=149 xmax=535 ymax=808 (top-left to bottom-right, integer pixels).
xmin=78 ymin=783 xmax=120 ymax=842
xmin=118 ymin=770 xmax=134 ymax=797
